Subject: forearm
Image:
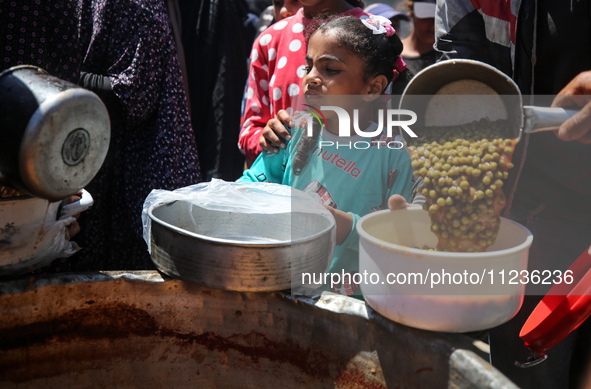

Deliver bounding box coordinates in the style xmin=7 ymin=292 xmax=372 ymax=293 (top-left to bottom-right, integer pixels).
xmin=238 ymin=123 xmax=265 ymax=162
xmin=79 ymin=71 xmax=123 ymax=124
xmin=324 ymin=206 xmax=355 ymax=245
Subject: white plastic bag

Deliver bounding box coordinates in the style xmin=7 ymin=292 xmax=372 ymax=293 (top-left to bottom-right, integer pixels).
xmin=141 ymin=179 xmax=335 ymax=252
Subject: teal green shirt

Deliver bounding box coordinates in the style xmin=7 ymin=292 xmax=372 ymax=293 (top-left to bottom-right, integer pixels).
xmin=238 ymin=124 xmax=413 ymax=294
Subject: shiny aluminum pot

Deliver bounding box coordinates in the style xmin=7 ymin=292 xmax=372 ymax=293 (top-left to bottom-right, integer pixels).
xmin=399 ymin=59 xmax=577 ymax=143
xmin=147 ymin=199 xmax=336 ymax=291
xmin=0 ymin=65 xmax=110 ymax=201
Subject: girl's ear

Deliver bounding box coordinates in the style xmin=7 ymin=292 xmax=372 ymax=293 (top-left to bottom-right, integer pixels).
xmin=364 ymin=75 xmax=389 ymax=102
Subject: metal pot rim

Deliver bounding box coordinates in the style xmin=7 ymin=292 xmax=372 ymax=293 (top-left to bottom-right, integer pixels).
xmin=0 ymin=64 xmax=47 ymax=79
xmin=357 ymin=208 xmax=534 ymax=259
xmin=148 ymin=200 xmax=336 ymax=248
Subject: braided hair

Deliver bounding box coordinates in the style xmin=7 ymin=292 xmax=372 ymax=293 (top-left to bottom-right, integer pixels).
xmin=293 ymin=16 xmax=412 ymax=175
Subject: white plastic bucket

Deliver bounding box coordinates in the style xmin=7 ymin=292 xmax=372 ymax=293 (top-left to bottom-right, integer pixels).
xmin=357 ymin=207 xmax=533 ymax=332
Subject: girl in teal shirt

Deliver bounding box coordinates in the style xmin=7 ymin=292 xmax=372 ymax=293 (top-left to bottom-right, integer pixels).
xmin=239 ymin=15 xmax=414 ymax=296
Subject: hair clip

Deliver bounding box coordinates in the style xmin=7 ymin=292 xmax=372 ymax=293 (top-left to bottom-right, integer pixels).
xmin=361 ymin=15 xmax=396 ymax=37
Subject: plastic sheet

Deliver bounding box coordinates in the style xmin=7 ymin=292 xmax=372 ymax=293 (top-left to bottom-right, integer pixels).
xmin=142 ymin=179 xmax=334 ymax=252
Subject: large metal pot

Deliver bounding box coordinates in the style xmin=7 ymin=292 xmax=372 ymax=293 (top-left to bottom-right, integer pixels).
xmin=0 ymin=271 xmax=519 ymax=388
xmin=0 ymin=65 xmax=110 ymax=201
xmin=147 ymin=199 xmax=335 ymax=291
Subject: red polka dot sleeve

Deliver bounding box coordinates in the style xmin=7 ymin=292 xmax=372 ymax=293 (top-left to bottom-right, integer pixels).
xmin=238 ymin=8 xmax=368 ymax=162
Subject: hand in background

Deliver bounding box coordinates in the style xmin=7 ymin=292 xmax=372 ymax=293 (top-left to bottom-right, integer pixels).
xmin=552 ymin=71 xmax=591 ymax=144
xmin=64 ymin=191 xmax=82 ymax=239
xmin=387 ymin=194 xmax=422 ymax=210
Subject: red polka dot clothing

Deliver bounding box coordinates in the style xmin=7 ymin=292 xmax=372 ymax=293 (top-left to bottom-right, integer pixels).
xmin=239 ymin=7 xmax=368 ymax=162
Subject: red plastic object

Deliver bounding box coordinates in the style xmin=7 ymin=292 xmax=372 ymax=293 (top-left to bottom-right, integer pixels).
xmin=520 ymin=245 xmax=591 ymax=353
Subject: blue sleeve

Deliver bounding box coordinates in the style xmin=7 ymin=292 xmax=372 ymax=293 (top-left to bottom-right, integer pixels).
xmin=237 ymin=148 xmax=288 ymax=184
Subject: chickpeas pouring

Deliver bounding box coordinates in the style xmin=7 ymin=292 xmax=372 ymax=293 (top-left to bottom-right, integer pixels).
xmin=407 ymin=119 xmax=517 ymax=252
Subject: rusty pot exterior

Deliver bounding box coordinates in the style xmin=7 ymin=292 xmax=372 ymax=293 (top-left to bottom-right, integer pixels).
xmin=0 ymin=271 xmax=519 ymax=388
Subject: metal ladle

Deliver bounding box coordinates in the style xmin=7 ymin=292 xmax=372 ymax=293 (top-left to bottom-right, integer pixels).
xmin=398 ymin=59 xmax=578 ymax=143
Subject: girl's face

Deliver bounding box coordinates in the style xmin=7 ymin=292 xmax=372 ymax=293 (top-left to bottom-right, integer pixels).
xmin=303 ymin=30 xmax=384 ymax=101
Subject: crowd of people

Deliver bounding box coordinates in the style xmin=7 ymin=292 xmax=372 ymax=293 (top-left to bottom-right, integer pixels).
xmin=2 ymin=0 xmax=591 ymax=387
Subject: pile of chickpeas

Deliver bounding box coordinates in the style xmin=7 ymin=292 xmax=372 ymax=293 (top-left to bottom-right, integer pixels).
xmin=407 ymin=119 xmax=516 ymax=252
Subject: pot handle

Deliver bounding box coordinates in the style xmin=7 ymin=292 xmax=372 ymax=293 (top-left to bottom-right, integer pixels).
xmin=523 ymin=106 xmax=578 ymax=134
xmin=59 ymin=189 xmax=94 ymax=218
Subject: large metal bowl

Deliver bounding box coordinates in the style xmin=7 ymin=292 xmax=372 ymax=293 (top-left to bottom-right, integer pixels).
xmin=0 ymin=271 xmax=518 ymax=388
xmin=147 ymin=200 xmax=335 ymax=291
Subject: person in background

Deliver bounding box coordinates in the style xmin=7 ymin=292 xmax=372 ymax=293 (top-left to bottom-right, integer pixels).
xmin=274 ymin=0 xmax=303 ymax=21
xmin=433 ymin=1 xmax=591 ymax=388
xmin=238 ymin=0 xmax=370 ymax=164
xmin=364 ymin=2 xmax=409 ymax=34
xmin=0 ymin=0 xmax=90 ymax=273
xmin=73 ymin=0 xmax=202 ymax=271
xmin=241 ymin=0 xmax=304 ymax=156
xmin=258 ymin=0 xmax=304 ymax=37
xmin=239 ymin=15 xmax=414 ymax=297
xmin=0 ymin=0 xmax=84 ymax=83
xmin=256 ymin=5 xmax=277 ymax=36
xmin=240 ymin=0 xmax=302 ymax=162
xmin=246 ymin=0 xmax=273 ymax=16
xmin=253 ymin=1 xmax=306 ymax=57
xmin=174 ymin=0 xmax=255 ymax=182
xmin=401 ymin=0 xmax=436 ymax=74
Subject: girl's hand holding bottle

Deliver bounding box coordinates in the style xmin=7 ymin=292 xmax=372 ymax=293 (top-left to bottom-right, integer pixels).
xmin=260 ymin=109 xmax=294 ymax=154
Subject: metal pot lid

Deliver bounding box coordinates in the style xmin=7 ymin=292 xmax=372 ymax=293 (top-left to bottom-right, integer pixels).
xmin=519 ymin=245 xmax=591 ymax=353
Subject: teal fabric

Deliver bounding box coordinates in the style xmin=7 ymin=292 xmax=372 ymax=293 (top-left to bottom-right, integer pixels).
xmin=238 ymin=123 xmax=413 ymax=279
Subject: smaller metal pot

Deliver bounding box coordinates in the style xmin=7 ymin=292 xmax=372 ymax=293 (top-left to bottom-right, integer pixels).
xmin=399 ymin=59 xmax=577 ymax=142
xmin=0 ymin=65 xmax=110 ymax=201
